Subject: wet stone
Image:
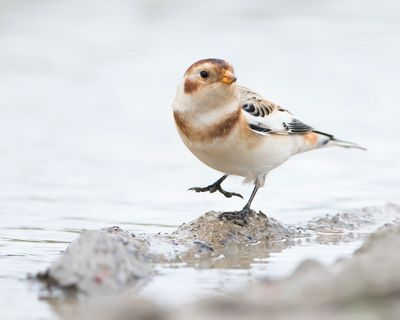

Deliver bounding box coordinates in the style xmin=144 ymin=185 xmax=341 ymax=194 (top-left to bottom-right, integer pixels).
xmin=36 ymin=210 xmax=301 ymax=295
xmin=171 ymin=210 xmax=300 ymax=248
xmin=36 ymin=204 xmax=400 ymax=298
xmin=49 ymin=218 xmax=400 ymax=320
xmin=169 ymin=223 xmax=400 ymax=320
xmin=37 ymin=226 xmax=152 ymax=297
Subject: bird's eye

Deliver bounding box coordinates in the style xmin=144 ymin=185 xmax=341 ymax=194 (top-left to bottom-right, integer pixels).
xmin=200 ymin=70 xmax=209 ymax=79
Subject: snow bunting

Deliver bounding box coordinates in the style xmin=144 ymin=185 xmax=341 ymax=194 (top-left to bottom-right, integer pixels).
xmin=172 ymin=58 xmax=365 ymax=221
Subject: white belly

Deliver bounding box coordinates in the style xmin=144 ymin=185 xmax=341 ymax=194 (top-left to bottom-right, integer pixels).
xmin=180 ymin=126 xmax=301 ymax=182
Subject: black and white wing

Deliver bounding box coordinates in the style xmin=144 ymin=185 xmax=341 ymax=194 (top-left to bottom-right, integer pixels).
xmin=238 ymin=86 xmax=313 ymax=135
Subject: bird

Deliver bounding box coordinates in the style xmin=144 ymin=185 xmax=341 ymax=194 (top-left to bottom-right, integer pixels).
xmin=172 ymin=58 xmax=365 ymax=222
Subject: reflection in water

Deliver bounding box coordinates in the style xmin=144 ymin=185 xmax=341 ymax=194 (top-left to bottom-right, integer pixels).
xmin=0 ymin=0 xmax=400 ymax=319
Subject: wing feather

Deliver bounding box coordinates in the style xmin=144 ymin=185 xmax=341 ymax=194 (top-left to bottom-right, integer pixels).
xmin=238 ymin=86 xmax=313 ymax=136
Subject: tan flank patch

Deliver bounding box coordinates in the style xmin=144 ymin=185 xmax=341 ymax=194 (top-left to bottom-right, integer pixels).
xmin=238 ymin=114 xmax=264 ymax=149
xmin=174 ymin=109 xmax=241 ymax=143
xmin=304 ymin=132 xmax=318 ymax=145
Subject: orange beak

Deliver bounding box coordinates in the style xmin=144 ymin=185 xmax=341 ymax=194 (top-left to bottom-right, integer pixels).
xmin=220 ymin=70 xmax=237 ymax=85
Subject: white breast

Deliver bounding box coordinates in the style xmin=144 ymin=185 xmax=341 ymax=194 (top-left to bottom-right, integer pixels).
xmin=180 ymin=124 xmax=302 ymax=183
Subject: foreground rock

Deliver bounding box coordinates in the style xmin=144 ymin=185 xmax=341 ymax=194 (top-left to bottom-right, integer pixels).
xmin=55 ymin=221 xmax=400 ymax=320
xmin=37 ymin=227 xmax=152 ymax=296
xmin=172 ymin=210 xmax=299 ymax=247
xmin=171 ymin=222 xmax=400 ymax=320
xmin=37 ymin=210 xmax=301 ymax=295
xmin=37 ymin=204 xmax=400 ymax=298
xmin=160 ymin=210 xmax=304 ymax=267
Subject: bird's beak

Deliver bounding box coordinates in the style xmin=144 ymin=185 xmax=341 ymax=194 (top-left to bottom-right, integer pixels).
xmin=220 ymin=70 xmax=237 ymax=85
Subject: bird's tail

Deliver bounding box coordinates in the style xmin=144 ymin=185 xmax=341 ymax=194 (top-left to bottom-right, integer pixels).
xmin=313 ymin=130 xmax=367 ymax=151
xmin=328 ymin=137 xmax=367 ymax=150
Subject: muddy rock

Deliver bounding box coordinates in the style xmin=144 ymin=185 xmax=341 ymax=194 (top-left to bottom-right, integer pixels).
xmin=52 ymin=218 xmax=400 ymax=320
xmin=37 ymin=210 xmax=301 ymax=294
xmin=37 ymin=226 xmax=152 ymax=296
xmin=171 ymin=223 xmax=400 ymax=320
xmin=172 ymin=210 xmax=299 ymax=246
xmin=149 ymin=210 xmax=304 ymax=268
xmin=307 ymin=202 xmax=400 ymax=234
xmin=37 ymin=204 xmax=400 ymax=299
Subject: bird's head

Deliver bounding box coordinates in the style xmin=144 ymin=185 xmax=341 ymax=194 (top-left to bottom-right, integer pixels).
xmin=176 ymin=58 xmax=237 ymax=111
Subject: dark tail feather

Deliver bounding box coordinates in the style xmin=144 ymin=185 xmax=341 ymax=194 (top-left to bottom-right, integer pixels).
xmin=313 ymin=130 xmax=367 ymax=151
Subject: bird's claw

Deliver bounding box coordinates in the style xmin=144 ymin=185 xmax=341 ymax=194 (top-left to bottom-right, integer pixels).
xmin=188 ymin=186 xmax=213 ymax=193
xmin=188 ymin=184 xmax=243 ymax=199
xmin=218 ymin=208 xmax=253 ymax=226
xmin=216 ymin=186 xmax=243 ymax=199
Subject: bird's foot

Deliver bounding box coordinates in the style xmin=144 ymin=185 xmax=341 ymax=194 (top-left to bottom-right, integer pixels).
xmin=218 ymin=207 xmax=253 ymax=226
xmin=188 ymin=183 xmax=243 ymax=199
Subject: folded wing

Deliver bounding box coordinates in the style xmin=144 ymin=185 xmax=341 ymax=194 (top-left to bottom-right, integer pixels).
xmin=239 ymin=86 xmax=313 ymax=136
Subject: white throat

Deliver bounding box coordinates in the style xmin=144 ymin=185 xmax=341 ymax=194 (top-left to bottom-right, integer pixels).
xmin=172 ymin=83 xmax=239 ymax=127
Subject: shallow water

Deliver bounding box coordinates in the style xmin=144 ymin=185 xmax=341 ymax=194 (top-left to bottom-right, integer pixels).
xmin=0 ymin=0 xmax=400 ymax=319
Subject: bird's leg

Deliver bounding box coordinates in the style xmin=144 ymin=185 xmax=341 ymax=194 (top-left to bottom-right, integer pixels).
xmin=188 ymin=175 xmax=243 ymax=199
xmin=218 ymin=185 xmax=259 ymax=225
